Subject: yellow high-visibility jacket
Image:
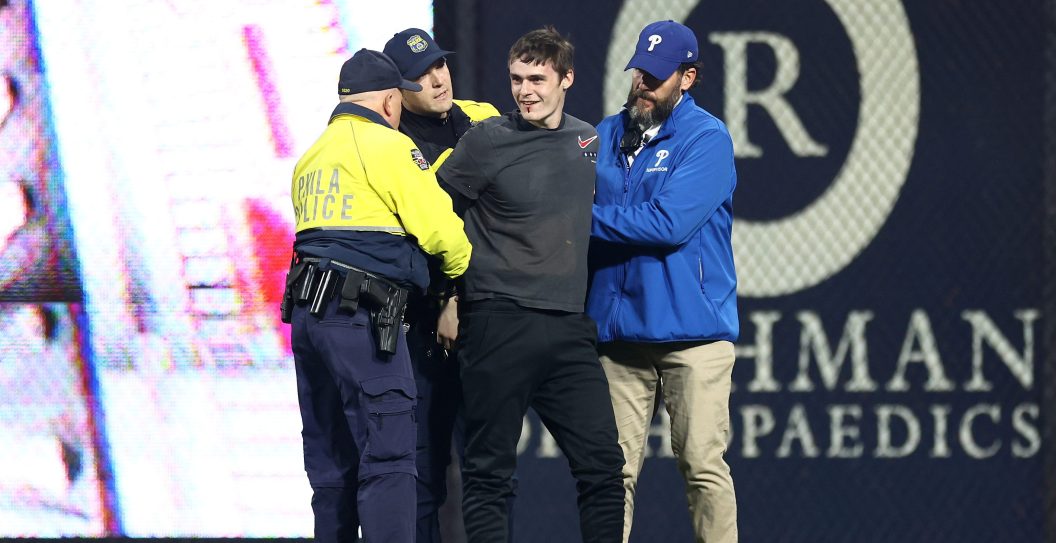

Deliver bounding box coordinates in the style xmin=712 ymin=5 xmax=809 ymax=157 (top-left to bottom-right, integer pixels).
xmin=292 ymin=102 xmax=471 ymax=283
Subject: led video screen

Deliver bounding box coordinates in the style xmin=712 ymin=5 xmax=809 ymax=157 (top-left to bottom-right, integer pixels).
xmin=3 ymin=0 xmax=432 ymax=536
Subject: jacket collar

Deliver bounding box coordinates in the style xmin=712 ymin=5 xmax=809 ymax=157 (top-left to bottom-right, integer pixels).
xmin=448 ymin=101 xmax=474 ymax=138
xmin=402 ymin=101 xmax=475 ymax=135
xmin=329 ymin=102 xmax=392 ymax=129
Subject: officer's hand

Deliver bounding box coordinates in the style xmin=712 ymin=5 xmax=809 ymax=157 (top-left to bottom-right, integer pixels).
xmin=437 ymin=296 xmax=459 ymax=350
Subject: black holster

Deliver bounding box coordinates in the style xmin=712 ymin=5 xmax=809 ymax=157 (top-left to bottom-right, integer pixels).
xmin=359 ymin=277 xmax=409 ymax=355
xmin=280 ymin=260 xmax=307 ymax=324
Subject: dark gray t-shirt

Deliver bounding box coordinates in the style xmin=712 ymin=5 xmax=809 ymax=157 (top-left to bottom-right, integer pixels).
xmin=438 ymin=112 xmax=599 ymax=312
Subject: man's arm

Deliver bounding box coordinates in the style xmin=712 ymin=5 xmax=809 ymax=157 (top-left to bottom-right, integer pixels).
xmin=428 ymin=102 xmax=499 ymax=173
xmin=591 ymin=130 xmax=735 ymax=247
xmin=436 ymin=125 xmax=491 ymax=216
xmin=378 ymin=142 xmax=472 ymax=278
xmin=453 ymin=99 xmax=501 ymax=122
xmin=436 ymin=296 xmax=458 ymax=349
xmin=431 ymin=127 xmax=492 ymax=345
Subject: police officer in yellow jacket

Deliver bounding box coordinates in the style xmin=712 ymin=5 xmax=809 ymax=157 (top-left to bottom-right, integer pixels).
xmin=283 ymin=48 xmax=471 ymax=543
xmin=382 ymin=28 xmax=502 ymax=543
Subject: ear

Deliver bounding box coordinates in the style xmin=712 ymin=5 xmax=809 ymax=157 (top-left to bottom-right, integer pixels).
xmin=383 ymin=90 xmax=399 ymax=117
xmin=562 ymin=69 xmax=574 ymax=91
xmin=679 ymin=67 xmax=697 ymax=92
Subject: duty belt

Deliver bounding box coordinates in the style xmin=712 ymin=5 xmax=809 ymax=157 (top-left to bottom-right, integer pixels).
xmin=281 ymin=255 xmax=409 ymax=355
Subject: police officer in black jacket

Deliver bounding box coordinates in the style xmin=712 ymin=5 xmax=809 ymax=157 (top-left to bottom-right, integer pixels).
xmin=383 ymin=28 xmax=499 ymax=543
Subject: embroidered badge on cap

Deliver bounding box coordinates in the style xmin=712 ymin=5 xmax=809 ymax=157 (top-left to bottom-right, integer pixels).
xmin=407 ymin=34 xmax=427 ymax=53
xmin=411 ymin=148 xmax=431 ymax=170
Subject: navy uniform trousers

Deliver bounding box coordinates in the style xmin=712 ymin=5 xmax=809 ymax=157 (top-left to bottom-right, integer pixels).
xmin=291 ymin=294 xmax=418 ymax=543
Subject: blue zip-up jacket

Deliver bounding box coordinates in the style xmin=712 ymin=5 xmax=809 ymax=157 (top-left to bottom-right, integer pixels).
xmin=587 ymin=93 xmax=739 ymax=343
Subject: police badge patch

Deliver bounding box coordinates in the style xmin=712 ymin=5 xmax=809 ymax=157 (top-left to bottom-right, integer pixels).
xmin=411 ymin=148 xmax=430 ymax=170
xmin=407 ymin=35 xmax=427 ymax=53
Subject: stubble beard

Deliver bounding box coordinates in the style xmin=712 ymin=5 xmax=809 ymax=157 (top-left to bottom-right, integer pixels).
xmin=626 ymin=87 xmax=678 ymax=129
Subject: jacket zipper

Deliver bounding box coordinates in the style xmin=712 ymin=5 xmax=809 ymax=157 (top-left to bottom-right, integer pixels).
xmin=612 ymin=149 xmax=633 ymax=339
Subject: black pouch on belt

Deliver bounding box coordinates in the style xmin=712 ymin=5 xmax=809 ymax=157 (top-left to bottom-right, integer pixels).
xmin=309 ymin=269 xmax=338 ymax=317
xmin=297 ymin=263 xmax=319 ymax=304
xmin=280 ymin=260 xmax=307 ymax=324
xmin=337 ymin=270 xmax=367 ymax=314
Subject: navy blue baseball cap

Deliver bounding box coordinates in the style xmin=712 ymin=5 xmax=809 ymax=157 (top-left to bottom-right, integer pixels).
xmin=383 ymin=28 xmax=454 ymax=80
xmin=625 ymin=20 xmax=699 ymax=80
xmin=338 ymin=49 xmax=422 ymax=95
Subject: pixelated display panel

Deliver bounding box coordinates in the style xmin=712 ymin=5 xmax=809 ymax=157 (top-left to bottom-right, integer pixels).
xmin=6 ymin=0 xmax=431 ymax=536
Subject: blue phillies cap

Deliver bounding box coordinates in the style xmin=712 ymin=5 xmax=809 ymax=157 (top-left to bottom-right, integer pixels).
xmin=383 ymin=28 xmax=455 ymax=80
xmin=338 ymin=49 xmax=423 ymax=95
xmin=624 ymin=20 xmax=699 ymax=80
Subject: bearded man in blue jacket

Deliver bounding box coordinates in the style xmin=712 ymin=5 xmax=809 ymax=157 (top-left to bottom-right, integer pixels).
xmin=587 ymin=20 xmax=739 ymax=543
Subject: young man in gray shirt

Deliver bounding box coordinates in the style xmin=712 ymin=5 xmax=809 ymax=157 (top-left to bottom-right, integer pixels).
xmin=437 ymin=26 xmax=625 ymax=543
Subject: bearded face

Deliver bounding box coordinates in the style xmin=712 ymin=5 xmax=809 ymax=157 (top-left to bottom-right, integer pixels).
xmin=626 ymin=84 xmax=679 ymax=129
xmin=625 ymin=66 xmax=687 ymax=130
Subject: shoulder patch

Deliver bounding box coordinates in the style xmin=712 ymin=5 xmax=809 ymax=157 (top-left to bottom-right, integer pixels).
xmin=410 ymin=148 xmax=431 ymax=171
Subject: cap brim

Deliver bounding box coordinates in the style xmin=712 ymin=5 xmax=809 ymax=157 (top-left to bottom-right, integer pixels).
xmin=403 ymin=49 xmax=455 ymax=80
xmin=398 ymin=79 xmax=423 ymax=92
xmin=624 ymin=52 xmax=679 ymax=81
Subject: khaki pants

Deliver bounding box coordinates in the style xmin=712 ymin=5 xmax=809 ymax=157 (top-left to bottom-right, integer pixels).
xmin=599 ymin=340 xmax=737 ymax=543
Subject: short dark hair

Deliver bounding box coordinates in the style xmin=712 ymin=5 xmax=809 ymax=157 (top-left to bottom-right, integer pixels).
xmin=677 ymin=60 xmax=704 ymax=87
xmin=508 ymin=26 xmax=574 ymax=77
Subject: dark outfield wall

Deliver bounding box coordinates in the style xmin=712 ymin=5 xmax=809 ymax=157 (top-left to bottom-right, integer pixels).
xmin=436 ymin=1 xmax=1051 ymax=541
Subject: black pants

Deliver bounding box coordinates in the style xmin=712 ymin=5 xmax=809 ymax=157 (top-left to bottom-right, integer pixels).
xmin=406 ymin=300 xmax=519 ymax=543
xmin=458 ymin=300 xmax=625 ymax=543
